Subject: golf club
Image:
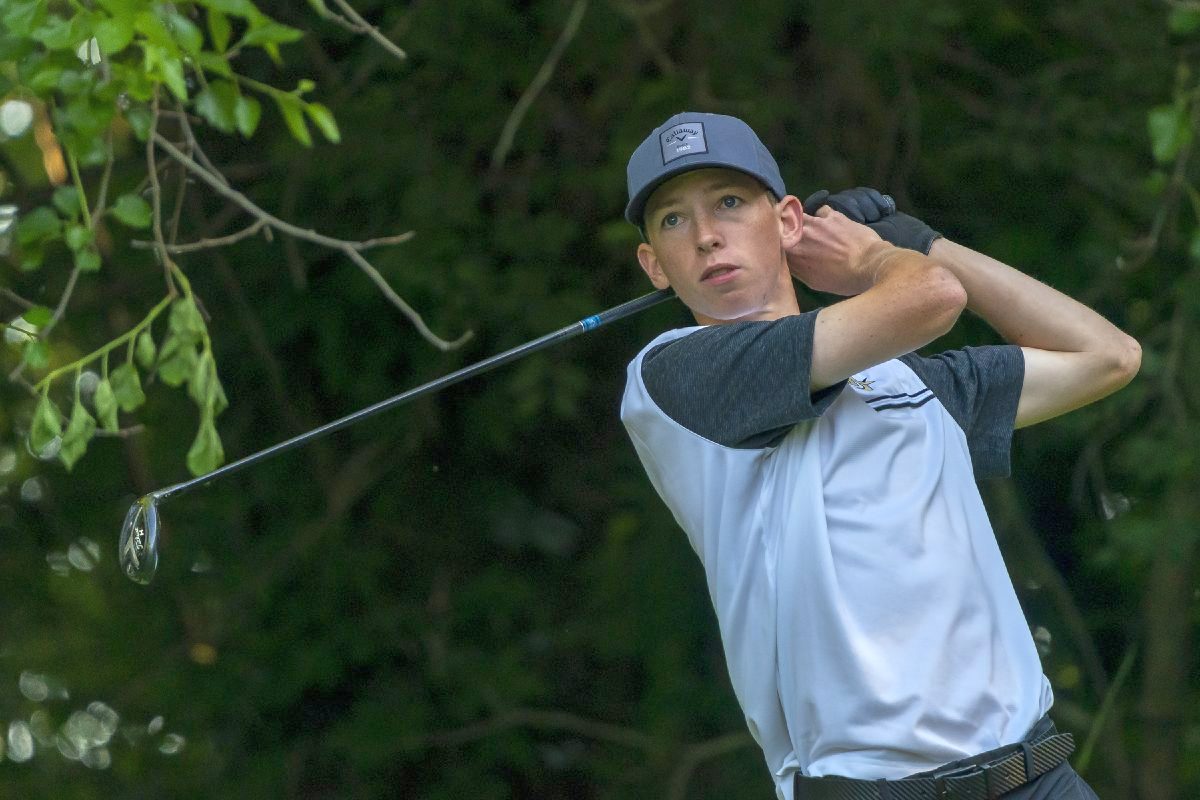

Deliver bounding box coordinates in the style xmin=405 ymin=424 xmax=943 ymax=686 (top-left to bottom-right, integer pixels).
xmin=119 ymin=288 xmax=677 ymax=584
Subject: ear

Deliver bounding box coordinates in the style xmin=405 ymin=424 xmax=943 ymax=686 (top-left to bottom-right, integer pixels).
xmin=637 ymin=242 xmax=671 ymax=290
xmin=776 ymin=194 xmax=804 ymax=250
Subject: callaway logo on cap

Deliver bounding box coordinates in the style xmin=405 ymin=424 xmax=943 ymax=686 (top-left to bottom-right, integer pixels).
xmin=660 ymin=123 xmax=709 ymax=163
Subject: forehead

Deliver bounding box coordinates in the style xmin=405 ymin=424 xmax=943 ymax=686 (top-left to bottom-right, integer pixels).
xmin=644 ymin=168 xmax=767 ymax=216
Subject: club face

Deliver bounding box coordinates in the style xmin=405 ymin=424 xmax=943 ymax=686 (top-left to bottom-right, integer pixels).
xmin=119 ymin=495 xmax=160 ymax=584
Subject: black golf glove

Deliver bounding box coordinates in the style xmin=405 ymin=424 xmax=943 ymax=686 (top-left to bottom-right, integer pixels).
xmin=803 ymin=186 xmax=942 ymax=255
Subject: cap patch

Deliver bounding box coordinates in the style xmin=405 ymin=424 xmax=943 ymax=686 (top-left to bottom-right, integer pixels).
xmin=660 ymin=122 xmax=707 ymax=164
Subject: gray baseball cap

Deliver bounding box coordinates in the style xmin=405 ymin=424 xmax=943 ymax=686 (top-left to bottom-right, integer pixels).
xmin=624 ymin=112 xmax=786 ymax=227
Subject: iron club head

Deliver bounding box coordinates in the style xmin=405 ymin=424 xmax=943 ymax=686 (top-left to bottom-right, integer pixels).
xmin=119 ymin=494 xmax=161 ymax=585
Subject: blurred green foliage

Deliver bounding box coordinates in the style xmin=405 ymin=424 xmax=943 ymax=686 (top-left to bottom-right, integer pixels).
xmin=0 ymin=1 xmax=1197 ymax=798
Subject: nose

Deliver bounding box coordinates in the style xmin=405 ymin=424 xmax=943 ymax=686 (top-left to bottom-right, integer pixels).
xmin=694 ymin=213 xmax=722 ymax=253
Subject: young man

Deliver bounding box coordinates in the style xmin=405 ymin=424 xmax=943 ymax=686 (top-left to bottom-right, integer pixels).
xmin=619 ymin=112 xmax=1139 ymax=799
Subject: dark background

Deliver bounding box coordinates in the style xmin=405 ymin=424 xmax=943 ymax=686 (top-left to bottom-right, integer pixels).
xmin=1 ymin=1 xmax=1196 ymax=797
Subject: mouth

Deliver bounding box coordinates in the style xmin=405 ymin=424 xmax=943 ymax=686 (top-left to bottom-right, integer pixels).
xmin=701 ymin=263 xmax=740 ymax=284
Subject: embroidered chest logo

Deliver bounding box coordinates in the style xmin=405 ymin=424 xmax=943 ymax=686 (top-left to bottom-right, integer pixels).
xmin=848 ymin=375 xmax=875 ymax=391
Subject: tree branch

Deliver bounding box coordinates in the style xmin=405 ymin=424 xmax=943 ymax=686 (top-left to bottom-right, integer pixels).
xmin=489 ymin=0 xmax=588 ymax=173
xmin=131 ymin=219 xmax=270 ymax=254
xmin=146 ymin=92 xmax=180 ymax=294
xmin=323 ymin=0 xmax=408 ymax=61
xmin=1 ymin=288 xmax=36 ymax=310
xmin=151 ymin=132 xmax=470 ymax=350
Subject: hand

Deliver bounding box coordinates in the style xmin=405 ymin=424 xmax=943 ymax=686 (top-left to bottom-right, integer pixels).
xmin=804 ymin=186 xmax=942 ymax=255
xmin=787 ymin=206 xmax=887 ymax=296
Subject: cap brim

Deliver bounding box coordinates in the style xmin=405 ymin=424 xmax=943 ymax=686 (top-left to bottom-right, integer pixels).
xmin=624 ymin=160 xmax=778 ymax=227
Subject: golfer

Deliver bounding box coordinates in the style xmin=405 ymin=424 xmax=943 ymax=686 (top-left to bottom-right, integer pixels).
xmin=620 ymin=112 xmax=1138 ymax=799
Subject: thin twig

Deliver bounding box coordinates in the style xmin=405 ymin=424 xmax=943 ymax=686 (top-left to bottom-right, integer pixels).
xmin=152 ymin=132 xmax=471 ymax=350
xmin=6 ymin=265 xmax=83 ymax=384
xmin=168 ymin=153 xmax=189 ymax=245
xmin=328 ymin=0 xmax=407 ymax=60
xmin=1 ymin=288 xmax=36 ymax=310
xmin=93 ymin=129 xmax=116 ymax=219
xmin=131 ymin=219 xmax=269 ymax=254
xmin=489 ymin=0 xmax=588 ymax=173
xmin=146 ymin=92 xmax=178 ymax=294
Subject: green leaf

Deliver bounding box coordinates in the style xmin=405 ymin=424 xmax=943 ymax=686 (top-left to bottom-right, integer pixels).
xmin=234 ymin=94 xmax=261 ymax=137
xmin=30 ymin=13 xmax=85 ymax=51
xmin=195 ymin=0 xmax=258 ymax=19
xmin=143 ymin=43 xmax=187 ymax=100
xmin=134 ymin=10 xmax=175 ymax=50
xmin=2 ymin=1 xmax=47 ymax=37
xmin=274 ymin=95 xmax=311 ymax=147
xmin=93 ymin=378 xmax=118 ymax=432
xmin=163 ymin=8 xmax=203 ymax=56
xmin=94 ymin=14 xmax=135 ymax=55
xmin=135 ymin=330 xmax=156 ymax=370
xmin=194 ymin=80 xmax=238 ymax=133
xmin=261 ymin=41 xmax=282 ymax=65
xmin=53 ymin=186 xmax=82 ymax=219
xmin=59 ymin=400 xmax=97 ymax=471
xmin=307 ymin=0 xmax=330 ymax=13
xmin=187 ymin=350 xmax=228 ymax=415
xmin=304 ymin=102 xmax=340 ymax=144
xmin=110 ymin=362 xmax=146 ymax=412
xmin=157 ymin=335 xmax=198 ymax=387
xmin=74 ymin=246 xmax=102 ymax=272
xmin=65 ymin=223 xmax=93 ymax=251
xmin=241 ymin=21 xmax=304 ymax=48
xmin=208 ymin=10 xmax=231 ymax=53
xmin=196 ymin=50 xmax=234 ymax=78
xmin=28 ymin=65 xmax=65 ymax=93
xmin=186 ymin=414 xmax=224 ymax=476
xmin=23 ymin=339 xmax=49 ymax=370
xmin=30 ymin=394 xmax=62 ymax=455
xmin=16 ymin=207 xmax=61 ymax=245
xmin=124 ymin=105 xmax=152 ymax=139
xmin=111 ymin=194 xmax=152 ymax=228
xmin=19 ymin=241 xmax=45 ymax=271
xmin=1148 ymin=103 xmax=1192 ymax=165
xmin=169 ymin=296 xmax=206 ymax=342
xmin=22 ymin=306 xmax=53 ymax=327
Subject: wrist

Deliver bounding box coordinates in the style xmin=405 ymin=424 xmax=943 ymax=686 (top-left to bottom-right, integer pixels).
xmin=856 ymin=240 xmax=899 ymax=286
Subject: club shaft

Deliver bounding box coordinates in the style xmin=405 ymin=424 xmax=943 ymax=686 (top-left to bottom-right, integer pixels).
xmin=156 ymin=289 xmax=676 ymax=501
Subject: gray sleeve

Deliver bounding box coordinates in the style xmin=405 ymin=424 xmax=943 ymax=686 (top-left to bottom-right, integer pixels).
xmin=640 ymin=312 xmax=845 ymax=449
xmin=899 ymin=345 xmax=1024 ymax=478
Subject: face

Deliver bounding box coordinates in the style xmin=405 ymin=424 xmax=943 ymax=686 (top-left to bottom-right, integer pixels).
xmin=637 ymin=168 xmax=803 ymax=325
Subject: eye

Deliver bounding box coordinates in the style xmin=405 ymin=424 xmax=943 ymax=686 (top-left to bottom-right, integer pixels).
xmin=720 ymin=195 xmax=741 ymax=209
xmin=661 ymin=212 xmax=681 ymax=229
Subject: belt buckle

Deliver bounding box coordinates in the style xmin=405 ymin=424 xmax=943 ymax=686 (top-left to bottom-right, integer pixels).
xmin=932 ymin=762 xmax=994 ymax=800
xmin=931 ymin=762 xmax=982 ymax=800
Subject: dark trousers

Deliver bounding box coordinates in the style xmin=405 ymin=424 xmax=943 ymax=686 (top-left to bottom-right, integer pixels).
xmin=903 ymin=716 xmax=1099 ymax=800
xmin=997 ymin=761 xmax=1098 ymax=799
xmin=796 ymin=716 xmax=1100 ymax=799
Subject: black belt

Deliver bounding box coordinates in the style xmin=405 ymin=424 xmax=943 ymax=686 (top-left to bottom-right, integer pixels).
xmin=793 ymin=727 xmax=1075 ymax=800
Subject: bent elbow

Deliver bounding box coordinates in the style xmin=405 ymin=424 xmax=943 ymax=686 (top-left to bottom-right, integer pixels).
xmin=1111 ymin=334 xmax=1142 ymax=387
xmin=927 ymin=267 xmax=968 ymax=336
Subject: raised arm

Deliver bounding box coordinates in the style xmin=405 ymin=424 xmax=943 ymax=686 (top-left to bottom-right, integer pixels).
xmin=806 ymin=187 xmax=1141 ymax=428
xmin=787 ymin=207 xmax=968 ymax=391
xmin=926 ymin=239 xmax=1141 ymax=428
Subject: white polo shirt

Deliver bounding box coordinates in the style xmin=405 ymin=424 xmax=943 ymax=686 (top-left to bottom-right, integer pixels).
xmin=620 ymin=313 xmax=1052 ymax=799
